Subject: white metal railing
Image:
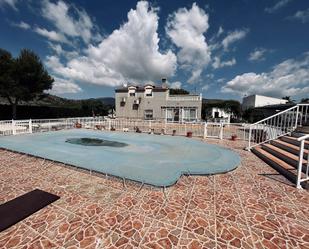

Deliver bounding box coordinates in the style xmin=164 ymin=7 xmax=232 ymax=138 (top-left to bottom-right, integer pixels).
xmin=167 ymin=94 xmax=202 ymax=101
xmin=296 ymin=134 xmax=309 ymax=189
xmin=0 ymin=117 xmax=247 ymax=140
xmin=247 ymin=104 xmax=309 ymax=150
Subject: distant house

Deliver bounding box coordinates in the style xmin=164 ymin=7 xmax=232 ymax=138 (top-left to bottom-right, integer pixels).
xmin=207 ymin=107 xmax=233 ymax=122
xmin=115 ymin=79 xmax=202 ymax=122
xmin=242 ymin=94 xmax=288 ymax=110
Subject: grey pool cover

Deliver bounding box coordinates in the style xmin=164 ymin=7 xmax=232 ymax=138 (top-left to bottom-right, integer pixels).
xmin=0 ymin=129 xmax=241 ymax=187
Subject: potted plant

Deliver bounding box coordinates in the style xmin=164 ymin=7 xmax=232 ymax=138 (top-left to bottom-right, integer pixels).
xmin=172 ymin=130 xmax=176 ymax=136
xmin=231 ymin=134 xmax=237 ymax=141
xmin=75 ymin=122 xmax=82 ymax=128
xmin=187 ymin=131 xmax=193 ymax=138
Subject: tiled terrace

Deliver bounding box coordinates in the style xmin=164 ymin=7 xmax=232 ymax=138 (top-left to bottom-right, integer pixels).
xmin=0 ymin=138 xmax=308 ymax=249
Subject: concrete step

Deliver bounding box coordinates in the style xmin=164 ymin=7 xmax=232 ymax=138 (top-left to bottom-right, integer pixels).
xmin=295 ymin=126 xmax=309 ymax=134
xmin=280 ymin=136 xmax=309 ymax=149
xmin=252 ymin=146 xmax=307 ymax=186
xmin=262 ymin=144 xmax=308 ymax=171
xmin=271 ymin=139 xmax=308 ymax=159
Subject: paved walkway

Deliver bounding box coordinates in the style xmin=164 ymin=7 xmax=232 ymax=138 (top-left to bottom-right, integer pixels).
xmin=0 ymin=138 xmax=308 ymax=248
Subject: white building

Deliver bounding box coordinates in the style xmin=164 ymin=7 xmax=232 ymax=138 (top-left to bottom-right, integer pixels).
xmin=242 ymin=95 xmax=288 ymax=110
xmin=208 ymin=107 xmax=232 ymax=123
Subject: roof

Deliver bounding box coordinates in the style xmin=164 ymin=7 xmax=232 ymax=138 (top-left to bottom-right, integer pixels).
xmin=115 ymin=85 xmax=168 ymax=93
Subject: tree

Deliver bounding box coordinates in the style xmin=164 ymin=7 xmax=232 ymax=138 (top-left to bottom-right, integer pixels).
xmin=0 ymin=49 xmax=54 ymax=119
xmin=169 ymin=88 xmax=189 ymax=95
xmin=282 ymin=96 xmax=295 ymax=104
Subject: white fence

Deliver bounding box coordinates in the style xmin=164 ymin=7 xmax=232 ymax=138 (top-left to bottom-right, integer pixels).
xmin=0 ymin=117 xmax=249 ymax=140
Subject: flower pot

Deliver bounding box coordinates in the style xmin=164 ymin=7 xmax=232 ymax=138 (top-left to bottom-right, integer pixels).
xmin=231 ymin=135 xmax=237 ymax=141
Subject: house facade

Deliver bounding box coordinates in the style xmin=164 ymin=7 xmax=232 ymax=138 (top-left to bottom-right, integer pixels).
xmin=115 ymin=81 xmax=202 ymax=122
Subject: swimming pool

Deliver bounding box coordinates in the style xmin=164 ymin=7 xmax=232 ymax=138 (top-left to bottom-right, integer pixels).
xmin=0 ymin=129 xmax=240 ymax=187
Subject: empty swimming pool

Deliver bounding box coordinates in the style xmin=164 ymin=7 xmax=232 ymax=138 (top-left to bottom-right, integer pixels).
xmin=0 ymin=129 xmax=240 ymax=187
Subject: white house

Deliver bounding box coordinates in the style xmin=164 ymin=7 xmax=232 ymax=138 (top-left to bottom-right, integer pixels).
xmin=208 ymin=107 xmax=232 ymax=123
xmin=242 ymin=94 xmax=288 ymax=110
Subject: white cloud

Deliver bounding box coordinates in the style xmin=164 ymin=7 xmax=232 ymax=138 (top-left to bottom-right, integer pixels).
xmin=0 ymin=0 xmax=18 ymax=10
xmin=201 ymin=85 xmax=209 ymax=91
xmin=169 ymin=81 xmax=182 ymax=89
xmin=212 ymin=56 xmax=236 ymax=69
xmin=46 ymin=77 xmax=82 ymax=94
xmin=46 ymin=1 xmax=177 ymax=87
xmin=248 ymin=48 xmax=267 ymax=61
xmin=41 ymin=0 xmax=100 ymax=44
xmin=11 ymin=21 xmax=30 ymax=30
xmin=34 ymin=27 xmax=70 ymax=44
xmin=222 ymin=52 xmax=309 ymax=98
xmin=265 ymin=0 xmax=292 ymax=14
xmin=48 ymin=43 xmax=79 ymax=59
xmin=166 ymin=3 xmax=210 ymax=83
xmin=222 ymin=29 xmax=249 ymax=51
xmin=291 ymin=8 xmax=309 ymax=23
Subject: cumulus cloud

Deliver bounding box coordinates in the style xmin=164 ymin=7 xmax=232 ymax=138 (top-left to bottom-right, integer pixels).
xmin=46 ymin=77 xmax=82 ymax=95
xmin=166 ymin=3 xmax=210 ymax=83
xmin=201 ymin=84 xmax=209 ymax=91
xmin=222 ymin=52 xmax=309 ymax=98
xmin=265 ymin=0 xmax=292 ymax=13
xmin=221 ymin=29 xmax=249 ymax=51
xmin=41 ymin=0 xmax=100 ymax=44
xmin=46 ymin=1 xmax=177 ymax=87
xmin=212 ymin=56 xmax=236 ymax=69
xmin=248 ymin=48 xmax=268 ymax=61
xmin=34 ymin=27 xmax=70 ymax=44
xmin=169 ymin=81 xmax=182 ymax=89
xmin=291 ymin=8 xmax=309 ymax=23
xmin=0 ymin=0 xmax=18 ymax=10
xmin=11 ymin=21 xmax=30 ymax=30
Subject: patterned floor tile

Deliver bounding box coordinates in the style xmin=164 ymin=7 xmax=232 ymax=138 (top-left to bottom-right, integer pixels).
xmin=178 ymin=230 xmax=216 ymax=249
xmin=140 ymin=221 xmax=181 ymax=249
xmin=0 ymin=224 xmax=39 ymax=249
xmin=216 ymin=217 xmax=254 ymax=249
xmin=183 ymin=209 xmax=216 ymax=239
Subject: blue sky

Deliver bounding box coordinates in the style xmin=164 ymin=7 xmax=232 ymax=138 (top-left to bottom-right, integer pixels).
xmin=0 ymin=0 xmax=308 ymax=101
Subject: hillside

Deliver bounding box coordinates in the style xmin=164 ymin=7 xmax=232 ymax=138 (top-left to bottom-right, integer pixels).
xmin=0 ymin=94 xmax=115 ymax=108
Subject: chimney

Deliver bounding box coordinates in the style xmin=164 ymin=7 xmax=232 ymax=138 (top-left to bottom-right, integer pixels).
xmin=161 ymin=78 xmax=168 ymax=88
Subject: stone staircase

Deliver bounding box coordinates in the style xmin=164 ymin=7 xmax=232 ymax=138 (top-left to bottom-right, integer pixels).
xmin=252 ymin=129 xmax=309 ymax=187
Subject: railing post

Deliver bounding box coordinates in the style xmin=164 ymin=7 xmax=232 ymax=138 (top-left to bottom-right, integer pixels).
xmin=248 ymin=126 xmax=252 ymax=151
xmin=108 ymin=120 xmax=111 ymax=130
xmin=203 ymin=122 xmax=207 ymax=139
xmin=294 ymin=105 xmax=300 ymax=128
xmin=296 ymin=139 xmax=305 ymax=189
xmin=219 ymin=124 xmax=223 ymax=140
xmin=12 ymin=119 xmax=16 ymax=135
xmin=29 ymin=119 xmax=32 ymax=133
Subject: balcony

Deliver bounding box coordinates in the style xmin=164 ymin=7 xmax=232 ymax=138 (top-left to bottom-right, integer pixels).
xmin=167 ymin=94 xmax=202 ymax=102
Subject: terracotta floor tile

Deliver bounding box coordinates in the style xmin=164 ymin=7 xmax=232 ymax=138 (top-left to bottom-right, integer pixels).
xmin=140 ymin=221 xmax=182 ymax=249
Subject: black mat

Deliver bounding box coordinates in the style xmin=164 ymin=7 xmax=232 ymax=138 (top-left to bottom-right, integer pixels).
xmin=0 ymin=189 xmax=60 ymax=232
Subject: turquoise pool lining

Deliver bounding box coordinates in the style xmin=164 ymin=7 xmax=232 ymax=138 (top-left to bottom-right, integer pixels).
xmin=0 ymin=129 xmax=241 ymax=187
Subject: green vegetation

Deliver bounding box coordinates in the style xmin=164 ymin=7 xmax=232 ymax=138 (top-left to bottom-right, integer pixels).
xmin=0 ymin=49 xmax=54 ymax=119
xmin=169 ymin=88 xmax=189 ymax=95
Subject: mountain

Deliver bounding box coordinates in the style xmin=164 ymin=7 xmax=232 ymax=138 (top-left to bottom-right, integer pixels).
xmin=0 ymin=94 xmax=115 ymax=108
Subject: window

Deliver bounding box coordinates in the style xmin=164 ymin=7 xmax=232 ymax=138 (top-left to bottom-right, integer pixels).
xmin=128 ymin=87 xmax=136 ymax=97
xmin=144 ymin=109 xmax=153 ymax=120
xmin=145 ymin=88 xmax=153 ymax=97
xmin=132 ymin=104 xmax=139 ymax=110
